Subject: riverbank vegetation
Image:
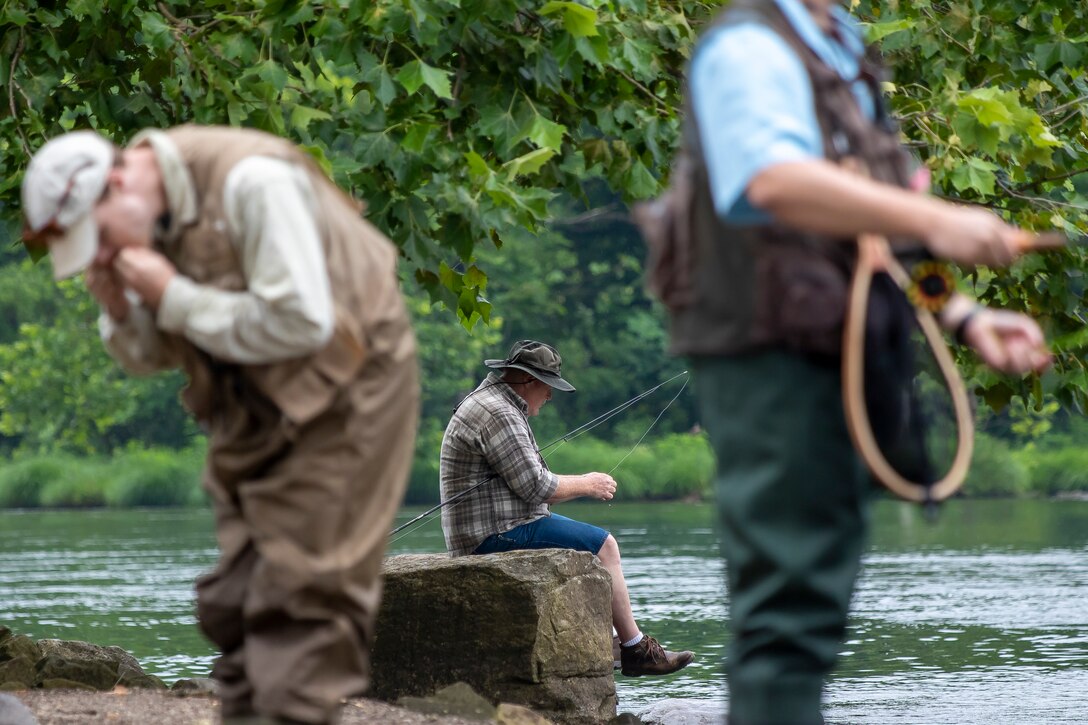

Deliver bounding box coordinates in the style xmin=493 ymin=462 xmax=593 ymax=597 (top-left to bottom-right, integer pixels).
xmin=3 ymin=422 xmax=1088 ymax=509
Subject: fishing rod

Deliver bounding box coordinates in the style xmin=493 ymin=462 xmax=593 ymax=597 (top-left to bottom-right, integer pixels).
xmin=388 ymin=370 xmax=690 ymax=542
xmin=537 ymin=369 xmax=690 ymax=454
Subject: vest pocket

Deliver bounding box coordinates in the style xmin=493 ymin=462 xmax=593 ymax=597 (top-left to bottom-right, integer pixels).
xmin=756 ymin=245 xmax=849 ymax=356
xmin=246 ymin=315 xmax=368 ymax=426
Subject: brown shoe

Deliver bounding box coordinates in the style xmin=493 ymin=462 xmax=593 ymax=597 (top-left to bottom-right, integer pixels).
xmin=620 ymin=635 xmax=694 ymax=677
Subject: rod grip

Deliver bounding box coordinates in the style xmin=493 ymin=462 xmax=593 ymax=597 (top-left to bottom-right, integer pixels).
xmin=1015 ymin=231 xmax=1068 ymax=252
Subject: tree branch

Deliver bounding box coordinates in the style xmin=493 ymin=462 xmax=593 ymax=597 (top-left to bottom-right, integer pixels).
xmin=615 ymin=69 xmax=672 ymax=117
xmin=1021 ymin=166 xmax=1088 ymax=192
xmin=997 ymin=177 xmax=1088 ymax=213
xmin=1042 ymin=94 xmax=1088 ymax=118
xmin=8 ymin=31 xmax=29 ymax=156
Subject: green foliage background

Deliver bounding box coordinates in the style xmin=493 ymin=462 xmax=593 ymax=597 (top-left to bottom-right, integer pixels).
xmin=855 ymin=1 xmax=1088 ymax=414
xmin=1 ymin=1 xmax=1088 ymax=501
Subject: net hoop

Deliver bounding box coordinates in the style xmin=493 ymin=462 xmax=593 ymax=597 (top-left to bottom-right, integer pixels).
xmin=841 ymin=233 xmax=975 ymax=503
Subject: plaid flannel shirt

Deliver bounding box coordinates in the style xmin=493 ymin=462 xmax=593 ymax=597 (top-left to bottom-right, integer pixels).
xmin=440 ymin=372 xmax=560 ymax=556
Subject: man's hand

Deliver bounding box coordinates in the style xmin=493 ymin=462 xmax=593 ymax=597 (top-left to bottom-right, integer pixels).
xmin=923 ymin=205 xmax=1021 ymax=268
xmin=963 ymin=308 xmax=1052 ymax=375
xmin=112 ymin=247 xmax=177 ymax=311
xmin=582 ymin=472 xmax=617 ymax=501
xmin=85 ymin=265 xmax=130 ymax=322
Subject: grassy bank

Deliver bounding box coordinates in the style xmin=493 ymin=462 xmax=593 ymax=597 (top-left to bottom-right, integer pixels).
xmin=1 ymin=432 xmax=1086 ymax=509
xmin=0 ymin=446 xmax=207 ymax=509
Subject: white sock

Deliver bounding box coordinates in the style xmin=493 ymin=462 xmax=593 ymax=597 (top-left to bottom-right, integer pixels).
xmin=622 ymin=633 xmax=644 ymax=648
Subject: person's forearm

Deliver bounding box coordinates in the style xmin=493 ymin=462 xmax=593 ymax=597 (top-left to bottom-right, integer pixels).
xmin=156 ymin=276 xmax=332 ymax=364
xmin=545 ymin=474 xmax=592 ymax=504
xmin=746 ymin=159 xmax=949 ymax=241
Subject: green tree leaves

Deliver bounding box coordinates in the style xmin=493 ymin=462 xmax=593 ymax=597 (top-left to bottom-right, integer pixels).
xmin=0 ymin=263 xmax=195 ymax=455
xmin=540 ymin=2 xmax=600 ymax=38
xmin=395 ymin=60 xmax=453 ymax=99
xmin=3 ymin=0 xmax=1088 ymax=439
xmin=856 ymin=1 xmax=1088 ymax=411
xmin=1 ymin=0 xmax=707 ymax=327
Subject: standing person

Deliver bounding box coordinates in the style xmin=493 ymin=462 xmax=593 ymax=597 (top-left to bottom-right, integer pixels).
xmin=440 ymin=340 xmax=694 ymax=677
xmin=667 ymin=1 xmax=1052 ymax=723
xmin=20 ymin=125 xmax=419 ymax=725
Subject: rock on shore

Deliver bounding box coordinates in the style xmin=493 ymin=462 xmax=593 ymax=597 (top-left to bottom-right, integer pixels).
xmin=0 ymin=627 xmax=164 ymax=692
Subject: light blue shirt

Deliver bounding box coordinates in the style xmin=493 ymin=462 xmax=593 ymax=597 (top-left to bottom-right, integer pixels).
xmin=689 ymin=0 xmax=874 ymax=224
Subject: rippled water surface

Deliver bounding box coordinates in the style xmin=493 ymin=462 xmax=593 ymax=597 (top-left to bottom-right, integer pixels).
xmin=1 ymin=499 xmax=1085 ymax=723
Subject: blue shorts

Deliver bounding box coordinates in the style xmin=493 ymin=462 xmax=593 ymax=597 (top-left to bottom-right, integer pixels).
xmin=473 ymin=513 xmax=609 ymax=555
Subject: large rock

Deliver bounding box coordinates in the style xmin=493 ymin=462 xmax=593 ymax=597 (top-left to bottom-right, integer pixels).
xmin=37 ymin=639 xmax=142 ymax=674
xmin=0 ymin=635 xmax=42 ymax=666
xmin=169 ymin=677 xmax=219 ymax=696
xmin=0 ymin=657 xmax=37 ymax=689
xmin=36 ymin=639 xmax=165 ymax=690
xmin=0 ymin=630 xmax=165 ymax=691
xmin=36 ymin=654 xmax=119 ymax=691
xmin=373 ymin=550 xmax=616 ymax=724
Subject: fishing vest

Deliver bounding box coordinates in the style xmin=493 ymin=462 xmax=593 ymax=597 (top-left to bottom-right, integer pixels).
xmin=662 ymin=0 xmax=914 ymax=357
xmin=160 ymin=125 xmax=413 ymax=425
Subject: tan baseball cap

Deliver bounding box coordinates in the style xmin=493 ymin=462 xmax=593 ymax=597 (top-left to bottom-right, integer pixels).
xmin=21 ymin=130 xmax=115 ymax=279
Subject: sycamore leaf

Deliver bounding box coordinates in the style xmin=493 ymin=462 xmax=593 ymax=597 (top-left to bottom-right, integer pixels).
xmin=539 ymin=1 xmax=599 ymax=38
xmin=464 ymin=151 xmax=492 ymax=179
xmin=952 ymin=111 xmax=1001 ymax=156
xmin=457 ymin=286 xmax=484 ymax=330
xmin=3 ymin=6 xmax=30 ymax=25
xmin=256 ymin=60 xmax=288 ymax=91
xmin=1024 ymin=79 xmax=1053 ymax=101
xmin=477 ymin=104 xmax=529 ymax=155
xmin=950 ymin=157 xmax=998 ymax=197
xmin=373 ymin=66 xmax=398 ymax=105
xmin=1051 ymin=325 xmax=1088 ymax=353
xmin=503 ymin=148 xmax=556 ymax=179
xmin=863 ymin=18 xmax=916 ymax=43
xmin=419 ymin=62 xmax=454 ymax=100
xmin=439 ymin=261 xmax=461 ymax=292
xmin=464 ymin=264 xmax=487 ymax=289
xmin=956 ymin=88 xmax=1015 ymax=128
xmin=402 ymin=122 xmax=436 ymax=154
xmin=527 ymin=114 xmax=566 ymax=151
xmin=395 ymin=60 xmax=453 ymax=99
xmin=290 ymin=105 xmax=332 ymax=132
xmin=626 ymin=159 xmax=658 ymax=198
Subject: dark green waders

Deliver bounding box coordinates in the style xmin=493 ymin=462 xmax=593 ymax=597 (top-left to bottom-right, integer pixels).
xmin=693 ymin=351 xmax=874 ymax=725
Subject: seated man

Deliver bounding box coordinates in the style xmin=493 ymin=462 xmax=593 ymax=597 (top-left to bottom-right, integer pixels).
xmin=440 ymin=339 xmax=694 ymax=677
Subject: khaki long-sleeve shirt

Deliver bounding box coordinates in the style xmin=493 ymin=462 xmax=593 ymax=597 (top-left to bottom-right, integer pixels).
xmin=99 ymin=130 xmax=333 ymax=371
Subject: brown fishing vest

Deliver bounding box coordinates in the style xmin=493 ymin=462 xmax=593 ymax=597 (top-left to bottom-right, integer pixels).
xmin=660 ymin=0 xmax=914 ymax=357
xmin=159 ymin=125 xmax=413 ymax=425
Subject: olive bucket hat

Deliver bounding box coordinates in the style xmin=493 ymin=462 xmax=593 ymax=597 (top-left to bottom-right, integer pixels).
xmin=484 ymin=340 xmax=575 ymax=392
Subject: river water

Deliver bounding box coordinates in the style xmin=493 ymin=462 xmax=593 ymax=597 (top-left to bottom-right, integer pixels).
xmin=1 ymin=499 xmax=1085 ymax=723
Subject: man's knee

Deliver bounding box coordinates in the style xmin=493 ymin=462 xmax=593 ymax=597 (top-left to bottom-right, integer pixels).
xmin=597 ymin=534 xmax=620 ymax=564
